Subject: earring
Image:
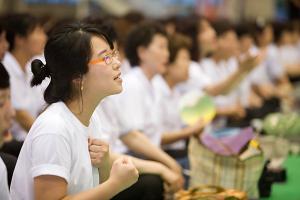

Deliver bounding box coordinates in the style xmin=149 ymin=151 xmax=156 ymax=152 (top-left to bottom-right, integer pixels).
xmin=80 ymin=76 xmax=84 ymax=92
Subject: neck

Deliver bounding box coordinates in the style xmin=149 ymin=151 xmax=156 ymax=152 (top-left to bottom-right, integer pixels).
xmin=12 ymin=49 xmax=31 ymax=71
xmin=163 ymin=74 xmax=176 ymax=90
xmin=258 ymin=41 xmax=268 ymax=48
xmin=66 ymin=92 xmax=105 ymax=127
xmin=200 ymin=46 xmax=211 ymax=60
xmin=213 ymin=52 xmax=225 ymax=63
xmin=140 ymin=64 xmax=156 ymax=80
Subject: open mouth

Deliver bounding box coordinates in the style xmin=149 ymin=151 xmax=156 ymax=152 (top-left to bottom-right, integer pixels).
xmin=113 ymin=73 xmax=122 ymax=81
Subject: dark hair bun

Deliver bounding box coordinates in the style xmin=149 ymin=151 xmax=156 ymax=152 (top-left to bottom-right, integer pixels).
xmin=31 ymin=59 xmax=50 ymax=87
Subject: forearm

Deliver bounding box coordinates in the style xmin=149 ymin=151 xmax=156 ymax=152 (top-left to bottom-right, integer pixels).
xmin=161 ymin=129 xmax=190 ymax=145
xmin=204 ymin=69 xmax=248 ymax=96
xmin=98 ymin=162 xmax=111 ymax=183
xmin=111 ymin=152 xmax=165 ymax=175
xmin=248 ymin=89 xmax=263 ymax=108
xmin=285 ymin=64 xmax=300 ymax=77
xmin=16 ymin=110 xmax=35 ymax=132
xmin=131 ymin=157 xmax=165 ymax=175
xmin=254 ymin=84 xmax=276 ymax=99
xmin=62 ymin=179 xmax=123 ymax=200
xmin=121 ymin=131 xmax=180 ymax=172
xmin=216 ymin=106 xmax=236 ymax=117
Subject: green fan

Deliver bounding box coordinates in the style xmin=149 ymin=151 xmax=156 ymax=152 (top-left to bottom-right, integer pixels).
xmin=179 ymin=90 xmax=216 ymax=126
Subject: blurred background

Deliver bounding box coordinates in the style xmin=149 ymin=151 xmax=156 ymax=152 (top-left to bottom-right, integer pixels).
xmin=0 ymin=0 xmax=299 ymax=22
xmin=0 ymin=1 xmax=299 ymax=200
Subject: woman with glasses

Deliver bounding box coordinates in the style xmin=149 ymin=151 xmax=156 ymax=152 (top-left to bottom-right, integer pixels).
xmin=10 ymin=22 xmax=139 ymax=200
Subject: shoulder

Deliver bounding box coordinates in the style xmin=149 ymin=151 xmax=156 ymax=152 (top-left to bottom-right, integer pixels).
xmin=28 ymin=103 xmax=70 ymax=139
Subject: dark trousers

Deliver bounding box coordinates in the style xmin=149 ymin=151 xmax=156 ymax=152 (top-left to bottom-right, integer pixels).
xmin=0 ymin=139 xmax=23 ymax=158
xmin=111 ymin=174 xmax=164 ymax=200
xmin=227 ymin=97 xmax=281 ymax=128
xmin=0 ymin=152 xmax=17 ymax=187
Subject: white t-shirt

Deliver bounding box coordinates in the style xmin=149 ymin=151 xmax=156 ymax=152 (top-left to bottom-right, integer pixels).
xmin=153 ymin=75 xmax=186 ymax=150
xmin=2 ymin=52 xmax=47 ymax=141
xmin=89 ymin=97 xmax=128 ymax=154
xmin=10 ymin=102 xmax=98 ymax=200
xmin=121 ymin=59 xmax=132 ymax=75
xmin=278 ymin=44 xmax=300 ymax=67
xmin=0 ymin=158 xmax=11 ymax=200
xmin=101 ymin=68 xmax=162 ymax=149
xmin=176 ymin=61 xmax=212 ymax=95
xmin=248 ymin=45 xmax=285 ymax=85
xmin=265 ymin=44 xmax=285 ymax=81
xmin=200 ymin=57 xmax=240 ymax=107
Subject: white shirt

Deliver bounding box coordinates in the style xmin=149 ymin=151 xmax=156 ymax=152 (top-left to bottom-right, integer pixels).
xmin=265 ymin=44 xmax=285 ymax=81
xmin=153 ymin=75 xmax=186 ymax=150
xmin=0 ymin=158 xmax=11 ymax=200
xmin=101 ymin=68 xmax=163 ymax=150
xmin=89 ymin=97 xmax=128 ymax=154
xmin=121 ymin=59 xmax=132 ymax=75
xmin=247 ymin=46 xmax=272 ymax=85
xmin=176 ymin=61 xmax=212 ymax=95
xmin=248 ymin=45 xmax=285 ymax=85
xmin=200 ymin=58 xmax=240 ymax=107
xmin=10 ymin=102 xmax=98 ymax=200
xmin=278 ymin=44 xmax=300 ymax=67
xmin=3 ymin=52 xmax=46 ymax=141
xmin=89 ymin=98 xmax=126 ymax=186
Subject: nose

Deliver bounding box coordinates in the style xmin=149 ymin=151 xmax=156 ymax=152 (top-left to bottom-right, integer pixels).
xmin=112 ymin=57 xmax=121 ymax=70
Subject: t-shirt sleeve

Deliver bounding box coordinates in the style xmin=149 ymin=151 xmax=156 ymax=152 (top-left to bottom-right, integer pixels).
xmin=10 ymin=76 xmax=26 ymax=110
xmin=30 ymin=134 xmax=71 ymax=183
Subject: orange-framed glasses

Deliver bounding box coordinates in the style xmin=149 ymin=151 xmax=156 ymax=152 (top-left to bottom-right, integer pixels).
xmin=89 ymin=50 xmax=120 ymax=65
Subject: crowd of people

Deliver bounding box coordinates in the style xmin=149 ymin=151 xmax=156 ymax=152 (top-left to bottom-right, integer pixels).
xmin=0 ymin=12 xmax=299 ymax=200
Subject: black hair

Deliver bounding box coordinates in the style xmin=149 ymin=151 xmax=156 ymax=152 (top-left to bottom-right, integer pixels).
xmin=3 ymin=13 xmax=40 ymax=51
xmin=124 ymin=21 xmax=167 ymax=66
xmin=168 ymin=33 xmax=191 ymax=64
xmin=31 ymin=22 xmax=113 ymax=104
xmin=273 ymin=22 xmax=293 ymax=44
xmin=252 ymin=20 xmax=273 ymax=44
xmin=0 ymin=21 xmax=3 ymax=35
xmin=176 ymin=15 xmax=212 ymax=61
xmin=212 ymin=20 xmax=235 ymax=37
xmin=236 ymin=23 xmax=255 ymax=39
xmin=176 ymin=15 xmax=199 ymax=61
xmin=0 ymin=62 xmax=9 ymax=89
xmin=82 ymin=15 xmax=118 ymax=42
xmin=123 ymin=11 xmax=145 ymax=24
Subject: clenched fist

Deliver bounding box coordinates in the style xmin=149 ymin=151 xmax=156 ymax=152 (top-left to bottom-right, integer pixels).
xmin=109 ymin=157 xmax=139 ymax=191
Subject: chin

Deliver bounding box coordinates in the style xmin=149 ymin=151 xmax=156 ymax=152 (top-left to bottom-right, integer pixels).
xmin=157 ymin=66 xmax=167 ymax=75
xmin=110 ymin=85 xmax=123 ymax=95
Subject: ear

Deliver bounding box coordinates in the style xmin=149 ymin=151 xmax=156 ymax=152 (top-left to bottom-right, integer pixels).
xmin=137 ymin=46 xmax=147 ymax=62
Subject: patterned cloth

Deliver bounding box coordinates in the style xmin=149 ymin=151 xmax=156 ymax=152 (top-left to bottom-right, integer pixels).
xmin=188 ymin=137 xmax=264 ymax=199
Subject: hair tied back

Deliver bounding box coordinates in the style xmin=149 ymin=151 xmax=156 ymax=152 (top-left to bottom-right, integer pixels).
xmin=31 ymin=59 xmax=50 ymax=87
